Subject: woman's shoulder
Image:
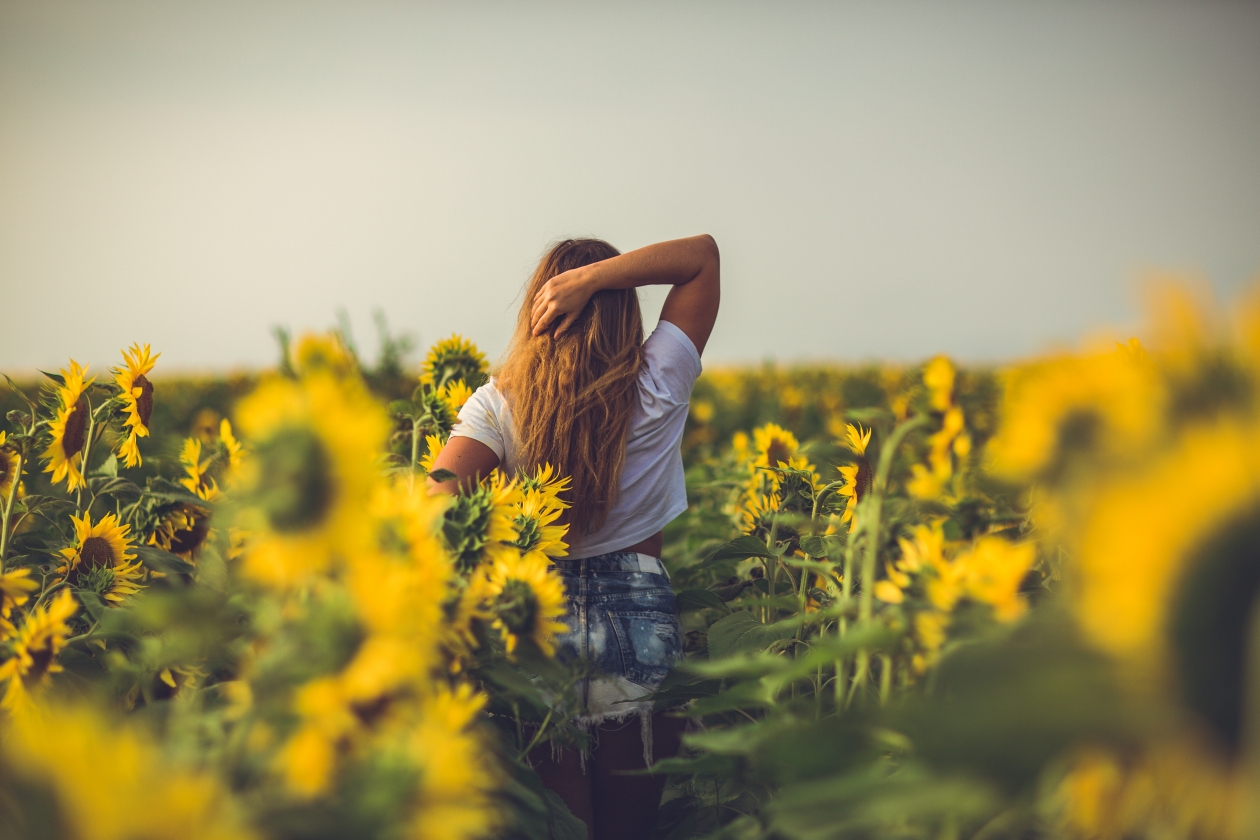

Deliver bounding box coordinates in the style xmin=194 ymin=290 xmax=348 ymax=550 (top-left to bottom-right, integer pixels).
xmin=462 ymin=377 xmax=508 ymax=415
xmin=638 ymin=321 xmax=703 ymax=405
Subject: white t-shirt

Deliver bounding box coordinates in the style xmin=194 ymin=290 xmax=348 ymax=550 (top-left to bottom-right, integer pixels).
xmin=450 ymin=319 xmax=702 ymax=559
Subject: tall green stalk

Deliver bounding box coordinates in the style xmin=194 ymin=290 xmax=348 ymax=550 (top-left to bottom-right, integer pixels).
xmin=0 ymin=451 xmax=24 ymax=570
xmin=848 ymin=416 xmax=927 ymax=704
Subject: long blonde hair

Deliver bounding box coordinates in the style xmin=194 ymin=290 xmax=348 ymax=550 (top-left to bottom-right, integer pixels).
xmin=497 ymin=239 xmax=644 ymax=533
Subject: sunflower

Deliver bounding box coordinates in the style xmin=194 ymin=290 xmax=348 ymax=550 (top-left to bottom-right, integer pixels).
xmin=151 ymin=503 xmax=212 ymax=560
xmin=41 ymin=359 xmax=94 ymax=491
xmin=0 ymin=567 xmax=38 ymax=639
xmin=419 ymin=433 xmax=445 ymax=475
xmin=835 ymin=423 xmax=873 ymax=533
xmin=922 ymin=355 xmax=956 ymax=412
xmin=951 ymin=536 xmax=1035 ymax=623
xmin=511 ymin=490 xmax=569 ymax=563
xmin=908 ymin=406 xmax=966 ymax=500
xmin=440 ymin=471 xmax=521 ymax=572
xmin=234 ymin=367 xmax=389 ymax=588
xmin=219 ymin=418 xmax=243 ymax=479
xmin=477 ymin=550 xmax=568 ymax=657
xmin=517 ymin=463 xmax=571 ymax=510
xmin=1003 ymin=286 xmax=1260 ymax=828
xmin=744 ymin=422 xmax=819 ymax=514
xmin=986 ymin=344 xmax=1162 ymax=485
xmin=113 ymin=342 xmax=159 ymax=468
xmin=0 ymin=589 xmax=77 ymax=714
xmin=293 ymin=332 xmax=357 ymax=378
xmin=751 ymin=422 xmax=801 ymax=474
xmin=0 ymin=430 xmax=19 ymax=501
xmin=417 ymin=387 xmax=459 ymax=438
xmin=405 ymin=685 xmax=498 ymax=840
xmin=738 ymin=489 xmax=781 ymax=537
xmin=56 ymin=511 xmax=145 ymax=603
xmin=1052 ymin=740 xmax=1243 ymax=840
xmin=7 ymin=702 xmax=257 ymax=840
xmin=355 ymin=480 xmax=453 ymax=644
xmin=420 ymin=334 xmax=489 ymax=390
xmin=179 ymin=437 xmax=215 ymax=496
xmin=280 ymin=633 xmax=426 ymax=797
xmin=438 ymin=379 xmax=475 ymax=412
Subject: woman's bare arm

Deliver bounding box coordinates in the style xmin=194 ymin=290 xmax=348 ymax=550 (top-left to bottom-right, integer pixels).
xmin=427 ymin=435 xmax=501 ymax=495
xmin=530 ymin=234 xmax=721 ymax=355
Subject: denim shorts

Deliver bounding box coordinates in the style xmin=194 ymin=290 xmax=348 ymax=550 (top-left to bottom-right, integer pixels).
xmin=550 ymin=552 xmax=683 ymax=724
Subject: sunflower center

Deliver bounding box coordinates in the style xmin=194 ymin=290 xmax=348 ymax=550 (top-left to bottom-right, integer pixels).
xmin=133 ymin=374 xmax=155 ymax=427
xmin=1169 ymin=507 xmax=1260 ymax=757
xmin=350 ymin=694 xmax=394 ymax=727
xmin=63 ymin=398 xmax=89 ymax=458
xmin=168 ymin=516 xmax=209 ymax=556
xmin=854 ymin=457 xmax=873 ymax=502
xmin=80 ymin=536 xmax=116 ymax=569
xmin=0 ymin=451 xmax=12 ymax=487
xmin=26 ymin=641 xmax=56 ymax=682
xmin=253 ymin=427 xmax=333 ymax=533
xmin=495 ymin=578 xmax=539 ymax=638
xmin=766 ymin=440 xmax=791 ymax=467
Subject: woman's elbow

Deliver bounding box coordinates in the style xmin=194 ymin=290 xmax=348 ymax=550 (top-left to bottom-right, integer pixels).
xmin=696 ymin=234 xmax=720 ymax=273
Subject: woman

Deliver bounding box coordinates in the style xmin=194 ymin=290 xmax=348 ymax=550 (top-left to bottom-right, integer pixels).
xmin=431 ymin=234 xmax=720 ymax=839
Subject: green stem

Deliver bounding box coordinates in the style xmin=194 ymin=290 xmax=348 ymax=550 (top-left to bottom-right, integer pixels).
xmin=878 ymin=654 xmax=892 ymax=705
xmin=31 ymin=580 xmax=67 ymax=611
xmin=75 ymin=396 xmax=97 ymax=514
xmin=763 ymin=516 xmax=779 ymax=624
xmin=518 ymin=706 xmax=555 ymax=761
xmin=0 ymin=451 xmax=24 ymax=569
xmin=410 ymin=417 xmax=421 ymax=472
xmin=851 ymin=416 xmax=926 ymax=704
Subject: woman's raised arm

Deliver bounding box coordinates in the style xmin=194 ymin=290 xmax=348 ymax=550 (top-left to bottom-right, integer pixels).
xmin=530 ymin=234 xmax=721 ymax=355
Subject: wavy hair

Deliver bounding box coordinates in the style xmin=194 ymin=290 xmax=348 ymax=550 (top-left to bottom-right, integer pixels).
xmin=497 ymin=239 xmax=644 ymax=534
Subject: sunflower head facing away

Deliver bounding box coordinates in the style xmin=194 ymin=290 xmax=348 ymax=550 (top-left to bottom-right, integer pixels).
xmin=113 ymin=343 xmax=159 ymax=468
xmin=56 ymin=512 xmax=144 ymax=603
xmin=842 ymin=422 xmax=871 ymax=457
xmin=42 ymin=360 xmax=95 ymax=492
xmin=517 ymin=463 xmax=571 ymax=510
xmin=440 ymin=472 xmax=521 ymax=572
xmin=420 ymin=335 xmax=489 ymax=391
xmin=511 ymin=491 xmax=569 ymax=561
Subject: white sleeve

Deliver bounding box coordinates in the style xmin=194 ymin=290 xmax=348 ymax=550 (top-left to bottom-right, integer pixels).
xmin=641 ymin=320 xmax=703 ymax=405
xmin=449 ymin=380 xmax=507 ymax=460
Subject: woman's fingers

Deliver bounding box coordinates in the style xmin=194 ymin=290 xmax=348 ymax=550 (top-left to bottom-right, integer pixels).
xmin=532 ymin=304 xmax=552 ymax=335
xmin=553 ymin=310 xmax=579 ymax=338
xmin=530 ymin=286 xmax=553 ymax=334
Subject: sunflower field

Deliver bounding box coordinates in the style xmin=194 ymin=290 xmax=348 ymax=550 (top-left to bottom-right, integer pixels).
xmin=1 ymin=281 xmax=1259 ymax=839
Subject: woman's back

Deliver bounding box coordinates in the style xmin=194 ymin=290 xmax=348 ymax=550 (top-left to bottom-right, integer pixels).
xmin=452 ymin=319 xmax=702 ymax=558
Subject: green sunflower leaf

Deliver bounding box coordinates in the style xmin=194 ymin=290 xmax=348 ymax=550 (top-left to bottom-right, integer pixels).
xmin=134 ymin=546 xmax=194 ymax=576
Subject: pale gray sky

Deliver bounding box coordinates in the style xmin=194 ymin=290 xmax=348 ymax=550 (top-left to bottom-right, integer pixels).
xmin=2 ymin=1 xmax=1259 ymax=372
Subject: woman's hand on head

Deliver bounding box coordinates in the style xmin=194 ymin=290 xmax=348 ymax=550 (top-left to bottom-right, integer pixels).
xmin=531 ymin=265 xmax=597 ymax=338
